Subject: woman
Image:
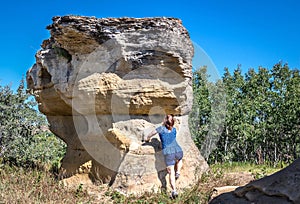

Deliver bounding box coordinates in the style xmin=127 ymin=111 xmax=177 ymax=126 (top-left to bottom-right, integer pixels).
xmin=146 ymin=114 xmax=183 ymax=198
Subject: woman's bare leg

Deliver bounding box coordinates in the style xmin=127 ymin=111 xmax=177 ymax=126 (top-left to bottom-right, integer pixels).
xmin=167 ymin=165 xmax=176 ymax=192
xmin=175 ymin=159 xmax=183 ymax=175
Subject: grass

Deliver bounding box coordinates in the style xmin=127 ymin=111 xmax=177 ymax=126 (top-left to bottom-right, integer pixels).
xmin=210 ymin=161 xmax=286 ymax=179
xmin=0 ymin=162 xmax=285 ymax=204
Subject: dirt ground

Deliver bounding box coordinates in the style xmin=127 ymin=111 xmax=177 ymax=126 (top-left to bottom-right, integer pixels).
xmin=202 ymin=171 xmax=255 ymax=201
xmin=223 ymin=172 xmax=254 ymax=186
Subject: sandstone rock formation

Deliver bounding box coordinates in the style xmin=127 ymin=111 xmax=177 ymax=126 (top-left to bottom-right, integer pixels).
xmin=210 ymin=158 xmax=300 ymax=204
xmin=26 ymin=16 xmax=208 ymax=193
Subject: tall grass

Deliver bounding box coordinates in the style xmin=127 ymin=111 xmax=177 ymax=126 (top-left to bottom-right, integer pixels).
xmin=0 ymin=165 xmax=95 ymax=203
xmin=0 ymin=162 xmax=284 ymax=204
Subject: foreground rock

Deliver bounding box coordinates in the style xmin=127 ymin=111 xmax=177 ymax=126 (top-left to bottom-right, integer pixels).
xmin=27 ymin=15 xmax=208 ymax=193
xmin=210 ymin=158 xmax=300 ymax=204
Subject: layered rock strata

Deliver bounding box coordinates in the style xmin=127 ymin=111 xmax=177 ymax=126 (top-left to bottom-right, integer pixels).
xmin=27 ymin=15 xmax=208 ymax=193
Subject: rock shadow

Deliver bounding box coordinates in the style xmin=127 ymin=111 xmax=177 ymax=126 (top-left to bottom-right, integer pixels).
xmin=143 ymin=138 xmax=168 ymax=192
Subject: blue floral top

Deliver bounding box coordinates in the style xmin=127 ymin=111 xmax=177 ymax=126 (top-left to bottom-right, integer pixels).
xmin=156 ymin=126 xmax=183 ymax=155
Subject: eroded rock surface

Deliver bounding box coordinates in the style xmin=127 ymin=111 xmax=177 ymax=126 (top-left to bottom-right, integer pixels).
xmin=27 ymin=15 xmax=208 ymax=193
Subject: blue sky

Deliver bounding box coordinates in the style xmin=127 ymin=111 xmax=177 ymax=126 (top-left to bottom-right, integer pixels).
xmin=1 ymin=0 xmax=299 ymax=90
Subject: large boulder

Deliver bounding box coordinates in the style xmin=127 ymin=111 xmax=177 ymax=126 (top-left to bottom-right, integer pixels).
xmin=26 ymin=15 xmax=208 ymax=193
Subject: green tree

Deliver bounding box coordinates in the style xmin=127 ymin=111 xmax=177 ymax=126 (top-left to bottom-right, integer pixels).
xmin=210 ymin=67 xmax=247 ymax=162
xmin=189 ymin=66 xmax=226 ymax=160
xmin=208 ymin=63 xmax=299 ymax=164
xmin=269 ymin=63 xmax=300 ymax=163
xmin=0 ymin=79 xmax=66 ymax=168
xmin=189 ymin=66 xmax=211 ymax=150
